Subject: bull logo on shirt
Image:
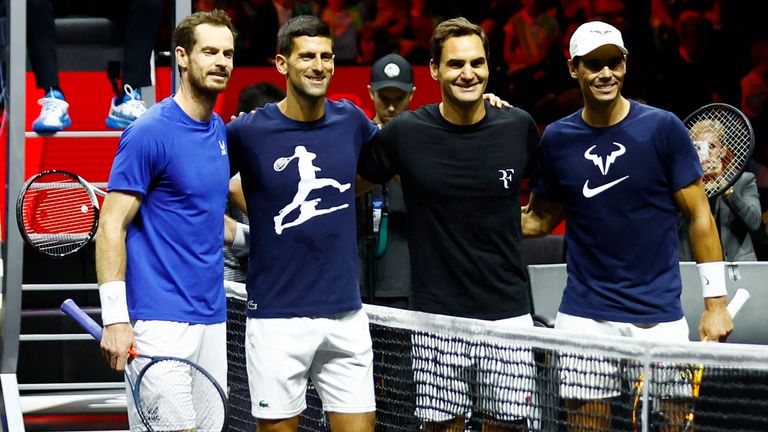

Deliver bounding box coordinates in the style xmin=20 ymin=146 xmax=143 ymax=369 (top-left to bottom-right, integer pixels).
xmin=584 ymin=142 xmax=625 ymax=176
xmin=272 ymin=145 xmax=350 ymax=235
xmin=581 ymin=142 xmax=629 ymax=198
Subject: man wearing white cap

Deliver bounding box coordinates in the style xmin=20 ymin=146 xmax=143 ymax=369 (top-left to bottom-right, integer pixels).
xmin=521 ymin=21 xmax=733 ymax=431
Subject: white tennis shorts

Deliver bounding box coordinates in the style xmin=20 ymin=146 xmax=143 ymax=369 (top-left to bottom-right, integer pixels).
xmin=126 ymin=320 xmax=227 ymax=432
xmin=245 ymin=308 xmax=376 ymax=419
xmin=413 ymin=313 xmax=536 ymax=423
xmin=554 ymin=312 xmax=691 ymax=400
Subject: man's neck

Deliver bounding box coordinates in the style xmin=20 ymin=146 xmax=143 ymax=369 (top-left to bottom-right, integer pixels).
xmin=278 ymin=93 xmax=326 ymax=122
xmin=173 ymin=83 xmax=217 ymax=122
xmin=438 ymin=99 xmax=486 ymax=126
xmin=582 ymin=96 xmax=630 ymax=128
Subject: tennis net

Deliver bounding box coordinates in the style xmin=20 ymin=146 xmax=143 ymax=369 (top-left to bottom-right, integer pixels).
xmin=226 ymin=299 xmax=768 ymax=432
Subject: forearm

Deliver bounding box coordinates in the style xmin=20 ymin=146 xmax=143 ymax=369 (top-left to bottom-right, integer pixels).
xmin=687 ymin=211 xmax=723 ymax=263
xmin=94 ymin=221 xmax=131 ymax=326
xmin=224 ymin=215 xmax=249 ymax=250
xmin=521 ymin=208 xmax=550 ymax=237
xmin=224 ymin=215 xmax=237 ymax=245
xmin=95 ymin=221 xmax=128 ymax=285
xmin=521 ymin=193 xmax=563 ymax=238
xmin=229 ymin=174 xmax=247 ymax=213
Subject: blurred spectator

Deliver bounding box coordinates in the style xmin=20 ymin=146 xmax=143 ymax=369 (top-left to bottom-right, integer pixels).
xmin=678 ymin=119 xmax=762 ymax=261
xmin=355 ymin=23 xmax=389 ymax=64
xmin=398 ymin=0 xmax=440 ymax=64
xmin=273 ymin=0 xmax=295 ymax=27
xmin=321 ymin=0 xmax=364 ymax=64
xmin=741 ymin=40 xmax=768 ymax=165
xmin=501 ymin=0 xmax=560 ymax=109
xmin=229 ymin=0 xmax=279 ymax=65
xmin=372 ymin=0 xmax=409 ymax=46
xmin=294 ymin=0 xmax=321 ymax=16
xmin=647 ymin=10 xmax=719 ymax=120
xmin=28 ymin=0 xmax=161 ymax=132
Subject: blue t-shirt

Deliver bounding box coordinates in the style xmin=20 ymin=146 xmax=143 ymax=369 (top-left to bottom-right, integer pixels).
xmin=107 ymin=97 xmax=229 ymax=324
xmin=533 ymin=100 xmax=703 ymax=323
xmin=227 ymin=99 xmax=379 ymax=318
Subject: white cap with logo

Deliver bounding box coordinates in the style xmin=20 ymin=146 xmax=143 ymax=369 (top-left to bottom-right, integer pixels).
xmin=569 ymin=21 xmax=628 ymax=58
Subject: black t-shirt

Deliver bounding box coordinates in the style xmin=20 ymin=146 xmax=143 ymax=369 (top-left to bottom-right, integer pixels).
xmin=358 ymin=102 xmax=540 ymax=319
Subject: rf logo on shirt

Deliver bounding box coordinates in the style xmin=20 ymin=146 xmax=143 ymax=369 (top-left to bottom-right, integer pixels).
xmin=498 ymin=169 xmax=516 ymax=189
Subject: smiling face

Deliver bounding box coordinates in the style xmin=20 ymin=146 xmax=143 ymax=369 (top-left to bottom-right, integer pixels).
xmin=568 ymin=44 xmax=626 ymax=106
xmin=180 ymin=23 xmax=235 ymax=96
xmin=430 ymin=34 xmax=489 ymax=109
xmin=277 ymin=35 xmax=335 ymax=102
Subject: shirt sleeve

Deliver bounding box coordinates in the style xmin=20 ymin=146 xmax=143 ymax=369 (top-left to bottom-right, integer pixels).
xmin=663 ymin=113 xmax=703 ymax=191
xmin=357 ymin=119 xmax=398 ymax=184
xmin=227 ymin=117 xmax=244 ymax=178
xmin=530 ymin=125 xmax=564 ymax=202
xmin=107 ymin=123 xmax=163 ymax=197
xmin=522 ymin=110 xmax=542 ymax=181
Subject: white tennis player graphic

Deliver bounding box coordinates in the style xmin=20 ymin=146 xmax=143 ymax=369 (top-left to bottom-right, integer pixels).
xmin=273 ymin=145 xmax=350 ymax=235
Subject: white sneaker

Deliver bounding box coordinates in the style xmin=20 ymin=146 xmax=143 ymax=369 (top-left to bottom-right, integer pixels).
xmin=32 ymin=89 xmax=71 ymax=133
xmin=105 ymin=84 xmax=147 ymax=129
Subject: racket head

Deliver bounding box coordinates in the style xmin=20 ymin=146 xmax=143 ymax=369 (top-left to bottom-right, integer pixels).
xmin=273 ymin=157 xmax=289 ymax=171
xmin=131 ymin=356 xmax=229 ymax=432
xmin=16 ymin=170 xmax=100 ymax=257
xmin=683 ymin=103 xmax=755 ymax=198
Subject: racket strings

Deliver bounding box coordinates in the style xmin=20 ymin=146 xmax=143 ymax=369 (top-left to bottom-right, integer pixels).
xmin=136 ymin=358 xmax=226 ymax=432
xmin=20 ymin=173 xmax=98 ymax=255
xmin=686 ymin=107 xmax=753 ymax=198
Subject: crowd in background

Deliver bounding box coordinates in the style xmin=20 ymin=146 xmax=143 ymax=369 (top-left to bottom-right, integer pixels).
xmin=194 ymin=0 xmax=768 ymax=259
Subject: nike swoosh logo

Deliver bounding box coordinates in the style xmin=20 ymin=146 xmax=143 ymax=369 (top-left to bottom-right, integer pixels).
xmin=582 ymin=176 xmax=630 ymax=198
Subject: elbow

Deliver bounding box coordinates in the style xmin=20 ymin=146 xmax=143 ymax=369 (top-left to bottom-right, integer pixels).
xmin=96 ymin=216 xmax=127 ymax=244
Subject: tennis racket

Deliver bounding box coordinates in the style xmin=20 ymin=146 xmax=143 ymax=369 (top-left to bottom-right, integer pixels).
xmin=60 ymin=299 xmax=229 ymax=432
xmin=16 ymin=170 xmax=106 ymax=258
xmin=631 ymin=288 xmax=751 ymax=432
xmin=273 ymin=156 xmax=295 ymax=171
xmin=683 ymin=104 xmax=754 ymax=198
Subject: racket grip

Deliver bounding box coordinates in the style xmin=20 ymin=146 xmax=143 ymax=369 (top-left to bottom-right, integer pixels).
xmin=61 ymin=298 xmax=103 ymax=341
xmin=727 ymin=288 xmax=750 ymax=318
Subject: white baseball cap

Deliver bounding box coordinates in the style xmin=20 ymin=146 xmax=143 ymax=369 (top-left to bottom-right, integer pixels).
xmin=569 ymin=21 xmax=628 ymax=58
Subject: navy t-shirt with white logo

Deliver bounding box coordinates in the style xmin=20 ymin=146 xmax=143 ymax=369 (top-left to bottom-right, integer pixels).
xmin=533 ymin=100 xmax=702 ymax=323
xmin=227 ymin=99 xmax=379 ymax=318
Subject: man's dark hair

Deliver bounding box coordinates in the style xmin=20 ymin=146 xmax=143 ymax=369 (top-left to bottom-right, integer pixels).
xmin=174 ymin=9 xmax=236 ymax=54
xmin=429 ymin=17 xmax=489 ymax=66
xmin=277 ymin=15 xmax=331 ymax=56
xmin=237 ymin=82 xmax=286 ymax=112
xmin=173 ymin=9 xmax=236 ymax=73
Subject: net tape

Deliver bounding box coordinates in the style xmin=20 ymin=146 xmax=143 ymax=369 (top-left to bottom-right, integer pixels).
xmin=226 ymin=300 xmax=768 ymax=432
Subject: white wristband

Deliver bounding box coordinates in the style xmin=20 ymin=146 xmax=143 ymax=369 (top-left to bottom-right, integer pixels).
xmin=696 ymin=261 xmax=728 ymax=298
xmin=232 ymin=222 xmax=250 ymax=251
xmin=99 ymin=280 xmax=130 ymax=326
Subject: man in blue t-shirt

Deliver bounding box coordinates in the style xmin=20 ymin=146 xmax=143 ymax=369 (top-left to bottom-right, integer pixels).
xmin=226 ymin=15 xmax=378 ymax=432
xmin=522 ymin=21 xmax=734 ymax=432
xmin=94 ymin=10 xmax=236 ymax=431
